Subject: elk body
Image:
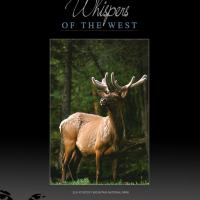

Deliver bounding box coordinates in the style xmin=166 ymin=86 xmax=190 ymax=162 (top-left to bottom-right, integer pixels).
xmin=59 ymin=72 xmax=147 ymax=183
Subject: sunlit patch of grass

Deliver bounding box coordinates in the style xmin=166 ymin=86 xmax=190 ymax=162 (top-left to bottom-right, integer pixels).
xmin=51 ymin=178 xmax=91 ymax=185
xmin=51 ymin=177 xmax=149 ymax=185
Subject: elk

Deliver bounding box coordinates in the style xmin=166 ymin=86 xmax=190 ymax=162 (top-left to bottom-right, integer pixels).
xmin=59 ymin=72 xmax=147 ymax=183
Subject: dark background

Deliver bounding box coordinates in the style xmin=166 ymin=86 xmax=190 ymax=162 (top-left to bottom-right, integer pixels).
xmin=50 ymin=39 xmax=149 ymax=184
xmin=1 ymin=0 xmax=199 ymax=200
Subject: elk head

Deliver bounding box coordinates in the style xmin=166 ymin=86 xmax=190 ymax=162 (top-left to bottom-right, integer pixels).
xmin=91 ymin=72 xmax=147 ymax=108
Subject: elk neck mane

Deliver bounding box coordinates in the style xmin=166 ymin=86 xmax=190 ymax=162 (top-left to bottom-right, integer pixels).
xmin=107 ymin=104 xmax=126 ymax=140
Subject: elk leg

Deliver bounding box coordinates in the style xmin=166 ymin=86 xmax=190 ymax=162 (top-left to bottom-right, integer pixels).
xmin=68 ymin=147 xmax=82 ymax=180
xmin=95 ymin=150 xmax=102 ymax=184
xmin=61 ymin=148 xmax=74 ymax=183
xmin=65 ymin=150 xmax=76 ymax=181
xmin=61 ymin=153 xmax=67 ymax=183
xmin=112 ymin=158 xmax=118 ymax=182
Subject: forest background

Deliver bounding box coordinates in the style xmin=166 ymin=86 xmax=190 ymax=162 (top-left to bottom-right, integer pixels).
xmin=50 ymin=39 xmax=149 ymax=184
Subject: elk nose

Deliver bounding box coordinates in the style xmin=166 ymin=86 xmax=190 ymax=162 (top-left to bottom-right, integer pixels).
xmin=100 ymin=98 xmax=107 ymax=106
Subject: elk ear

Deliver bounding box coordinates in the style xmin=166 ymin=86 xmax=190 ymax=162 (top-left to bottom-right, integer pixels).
xmin=97 ymin=91 xmax=107 ymax=97
xmin=120 ymin=89 xmax=129 ymax=98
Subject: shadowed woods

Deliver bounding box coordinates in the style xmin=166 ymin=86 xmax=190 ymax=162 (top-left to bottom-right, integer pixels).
xmin=50 ymin=40 xmax=149 ymax=184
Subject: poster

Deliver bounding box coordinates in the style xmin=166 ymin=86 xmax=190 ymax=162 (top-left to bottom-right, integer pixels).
xmin=1 ymin=0 xmax=199 ymax=200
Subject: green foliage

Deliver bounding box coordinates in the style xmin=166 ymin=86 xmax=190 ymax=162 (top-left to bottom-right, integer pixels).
xmin=50 ymin=39 xmax=149 ymax=184
xmin=52 ymin=178 xmax=91 ymax=185
xmin=51 ymin=178 xmax=149 ymax=185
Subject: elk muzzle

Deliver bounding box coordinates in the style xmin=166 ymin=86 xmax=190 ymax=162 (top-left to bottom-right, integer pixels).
xmin=100 ymin=98 xmax=107 ymax=106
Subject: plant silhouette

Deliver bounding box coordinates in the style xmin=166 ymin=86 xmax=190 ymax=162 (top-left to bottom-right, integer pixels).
xmin=0 ymin=189 xmax=46 ymax=200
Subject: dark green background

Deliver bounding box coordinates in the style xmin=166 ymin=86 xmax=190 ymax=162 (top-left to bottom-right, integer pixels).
xmin=50 ymin=39 xmax=149 ymax=184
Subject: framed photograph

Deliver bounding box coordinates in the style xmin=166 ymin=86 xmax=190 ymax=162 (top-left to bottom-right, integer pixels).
xmin=50 ymin=39 xmax=149 ymax=185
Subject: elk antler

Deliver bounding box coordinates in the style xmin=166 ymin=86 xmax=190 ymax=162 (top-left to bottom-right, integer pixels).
xmin=91 ymin=72 xmax=111 ymax=93
xmin=129 ymin=74 xmax=147 ymax=88
xmin=111 ymin=72 xmax=147 ymax=92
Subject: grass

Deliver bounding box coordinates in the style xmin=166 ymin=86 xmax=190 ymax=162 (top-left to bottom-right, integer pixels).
xmin=51 ymin=136 xmax=149 ymax=186
xmin=51 ymin=177 xmax=149 ymax=185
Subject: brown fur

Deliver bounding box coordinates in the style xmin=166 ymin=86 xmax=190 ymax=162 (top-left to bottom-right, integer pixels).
xmin=59 ymin=73 xmax=147 ymax=183
xmin=60 ymin=107 xmax=123 ymax=183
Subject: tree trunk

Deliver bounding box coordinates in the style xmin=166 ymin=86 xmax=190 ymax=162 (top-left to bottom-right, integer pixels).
xmin=62 ymin=40 xmax=73 ymax=118
xmin=92 ymin=85 xmax=100 ymax=114
xmin=143 ymin=83 xmax=149 ymax=158
xmin=88 ymin=44 xmax=104 ymax=115
xmin=88 ymin=46 xmax=104 ymax=77
xmin=60 ymin=41 xmax=73 ymax=171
